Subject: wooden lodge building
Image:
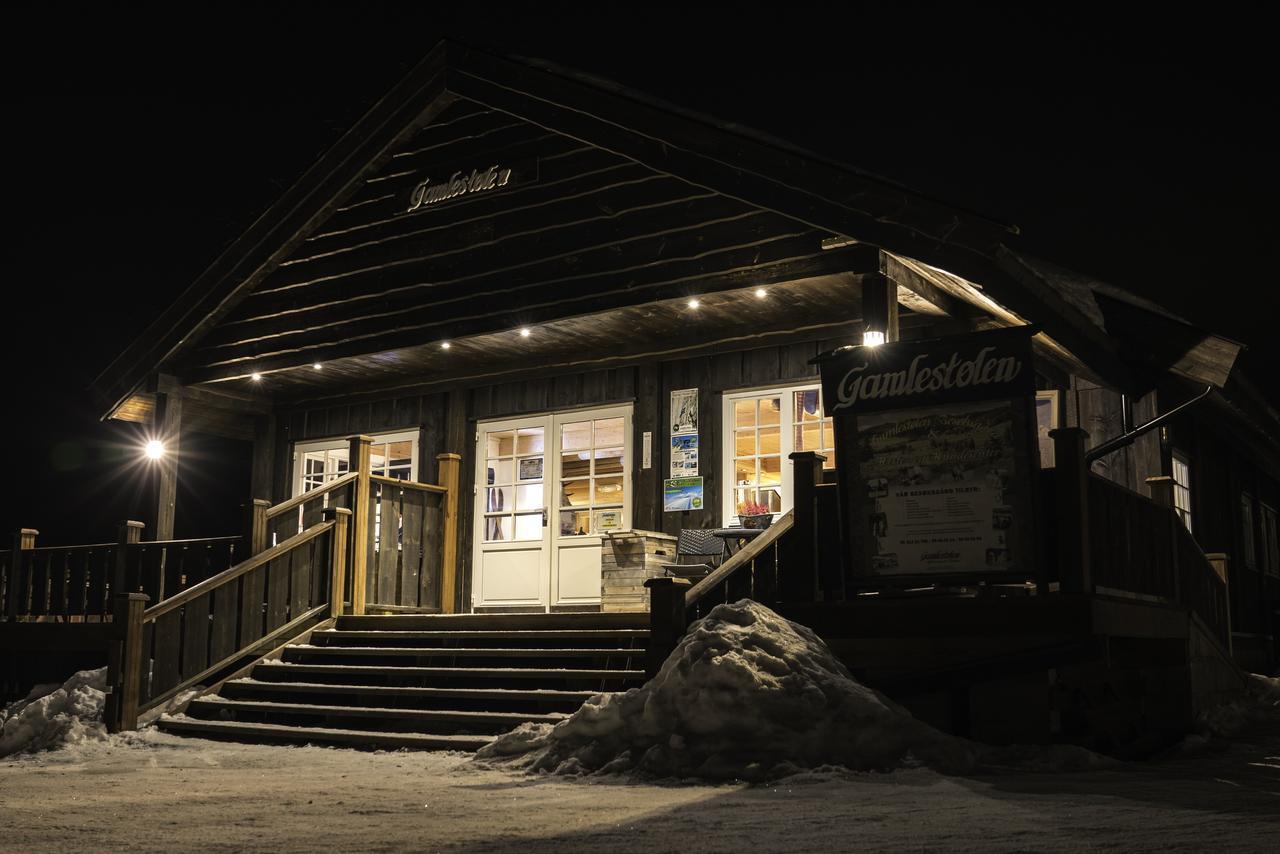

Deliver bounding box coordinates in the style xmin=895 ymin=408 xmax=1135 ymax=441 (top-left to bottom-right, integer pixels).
xmin=4 ymin=41 xmax=1278 ymax=753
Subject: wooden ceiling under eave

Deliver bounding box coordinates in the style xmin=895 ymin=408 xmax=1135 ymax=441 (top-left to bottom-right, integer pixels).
xmin=191 ymin=272 xmax=952 ymax=407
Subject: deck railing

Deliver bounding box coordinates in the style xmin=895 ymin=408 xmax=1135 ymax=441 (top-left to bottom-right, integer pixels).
xmin=644 ymin=452 xmax=825 ymax=676
xmin=1 ymin=529 xmax=244 ymax=622
xmin=1039 ymin=428 xmax=1231 ymax=647
xmin=110 ymin=510 xmax=349 ymax=728
xmin=3 ymin=434 xmax=462 ymax=722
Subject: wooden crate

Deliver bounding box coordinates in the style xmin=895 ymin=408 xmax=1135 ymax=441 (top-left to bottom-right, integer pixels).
xmin=601 ymin=530 xmax=677 ymax=613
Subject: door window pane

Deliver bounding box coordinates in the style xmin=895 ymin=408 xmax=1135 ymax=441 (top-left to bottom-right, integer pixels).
xmin=557 ymin=416 xmax=627 ymax=537
xmin=514 ymin=513 xmax=543 ymax=541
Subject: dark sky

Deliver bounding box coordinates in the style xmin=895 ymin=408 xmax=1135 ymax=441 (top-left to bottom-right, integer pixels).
xmin=4 ymin=3 xmax=1277 ymax=543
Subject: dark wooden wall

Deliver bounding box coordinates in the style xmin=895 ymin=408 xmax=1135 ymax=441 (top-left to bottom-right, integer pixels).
xmin=274 ymin=332 xmax=849 ymax=610
xmin=186 ymin=97 xmax=834 ymax=387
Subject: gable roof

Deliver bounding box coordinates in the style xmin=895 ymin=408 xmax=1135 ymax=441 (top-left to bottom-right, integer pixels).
xmin=93 ymin=40 xmax=1151 ymax=418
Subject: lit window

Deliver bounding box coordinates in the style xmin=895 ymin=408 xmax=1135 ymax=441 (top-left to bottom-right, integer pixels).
xmin=723 ymin=384 xmax=836 ymax=522
xmin=556 ymin=417 xmax=626 ymax=537
xmin=1171 ymin=451 xmax=1192 ymax=533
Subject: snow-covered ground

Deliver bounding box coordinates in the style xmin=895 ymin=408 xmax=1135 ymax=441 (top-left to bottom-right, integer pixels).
xmin=2 ymin=602 xmax=1277 ymax=850
xmin=1 ymin=728 xmax=1277 ymax=852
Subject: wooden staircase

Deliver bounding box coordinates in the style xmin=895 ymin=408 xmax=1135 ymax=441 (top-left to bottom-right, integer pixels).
xmin=157 ymin=612 xmax=648 ymax=750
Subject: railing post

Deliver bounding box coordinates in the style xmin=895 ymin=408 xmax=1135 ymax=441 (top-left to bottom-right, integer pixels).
xmin=105 ymin=591 xmax=149 ymax=732
xmin=1146 ymin=476 xmax=1181 ymax=602
xmin=1204 ymin=552 xmax=1232 ymax=655
xmin=112 ymin=520 xmax=145 ymax=599
xmin=781 ymin=451 xmax=824 ymax=602
xmin=325 ymin=507 xmax=352 ymax=618
xmin=348 ymin=435 xmax=374 ymax=616
xmin=1145 ymin=475 xmax=1175 ymax=508
xmin=1051 ymin=428 xmax=1092 ymax=594
xmin=436 ymin=452 xmax=462 ymax=614
xmin=644 ymin=576 xmax=691 ymax=679
xmin=5 ymin=529 xmax=38 ymax=618
xmin=244 ymin=499 xmax=270 ymax=557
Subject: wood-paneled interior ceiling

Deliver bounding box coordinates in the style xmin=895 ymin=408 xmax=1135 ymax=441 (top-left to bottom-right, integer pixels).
xmin=180 ymin=98 xmax=872 ymax=388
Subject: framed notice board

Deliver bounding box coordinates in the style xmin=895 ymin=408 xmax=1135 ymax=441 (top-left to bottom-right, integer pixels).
xmin=819 ymin=327 xmax=1043 ymax=587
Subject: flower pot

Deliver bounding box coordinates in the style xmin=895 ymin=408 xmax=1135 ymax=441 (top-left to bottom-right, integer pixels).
xmin=741 ymin=513 xmax=773 ymax=530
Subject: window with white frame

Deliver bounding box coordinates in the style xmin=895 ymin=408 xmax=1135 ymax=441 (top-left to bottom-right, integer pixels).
xmin=1171 ymin=451 xmax=1192 ymax=533
xmin=1240 ymin=493 xmax=1257 ymax=571
xmin=722 ymin=383 xmax=836 ymax=523
xmin=1262 ymin=502 xmax=1280 ymax=577
xmin=294 ymin=431 xmax=418 ymax=496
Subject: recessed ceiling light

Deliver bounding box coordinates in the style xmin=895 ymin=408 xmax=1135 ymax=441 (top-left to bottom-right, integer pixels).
xmin=250 ymin=372 xmax=262 ymax=382
xmin=520 ymin=327 xmax=531 ymax=337
xmin=754 ymin=288 xmax=767 ymax=298
xmin=440 ymin=341 xmax=451 ymax=350
xmin=687 ymin=298 xmax=700 ymax=309
xmin=313 ymin=362 xmax=323 ymax=370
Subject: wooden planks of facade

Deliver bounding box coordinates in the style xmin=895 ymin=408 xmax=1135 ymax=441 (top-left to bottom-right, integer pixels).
xmin=183 ymin=98 xmax=841 ymax=387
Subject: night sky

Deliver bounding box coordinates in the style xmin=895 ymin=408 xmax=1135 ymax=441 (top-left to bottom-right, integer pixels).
xmin=5 ymin=4 xmax=1277 ymax=544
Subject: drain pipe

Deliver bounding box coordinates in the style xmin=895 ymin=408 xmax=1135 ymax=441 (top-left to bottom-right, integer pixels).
xmin=1085 ymin=385 xmax=1214 ymax=466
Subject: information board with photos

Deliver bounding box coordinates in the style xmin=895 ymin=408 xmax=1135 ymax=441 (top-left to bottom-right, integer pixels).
xmin=820 ymin=328 xmax=1040 ymax=580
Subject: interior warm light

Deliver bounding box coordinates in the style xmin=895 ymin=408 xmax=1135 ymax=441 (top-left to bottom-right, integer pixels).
xmin=440 ymin=341 xmax=451 ymax=350
xmin=754 ymin=288 xmax=767 ymax=298
xmin=687 ymin=298 xmax=701 ymax=309
xmin=519 ymin=328 xmax=531 ymax=337
xmin=863 ymin=330 xmax=886 ymax=347
xmin=313 ymin=362 xmax=323 ymax=370
xmin=144 ymin=440 xmax=165 ymax=460
xmin=251 ymin=372 xmax=263 ymax=382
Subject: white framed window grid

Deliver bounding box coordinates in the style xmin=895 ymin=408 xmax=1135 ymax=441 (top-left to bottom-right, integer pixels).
xmin=721 ymin=383 xmax=836 ymax=524
xmin=1171 ymin=450 xmax=1192 ymax=534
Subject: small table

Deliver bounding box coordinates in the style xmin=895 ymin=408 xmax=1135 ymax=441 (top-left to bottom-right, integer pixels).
xmin=707 ymin=526 xmax=765 ymax=556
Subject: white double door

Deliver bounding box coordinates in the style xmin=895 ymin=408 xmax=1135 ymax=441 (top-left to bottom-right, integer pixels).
xmin=472 ymin=405 xmax=631 ymax=610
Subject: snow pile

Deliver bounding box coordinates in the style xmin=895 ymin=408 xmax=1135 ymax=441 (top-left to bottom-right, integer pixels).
xmin=478 ymin=600 xmax=979 ymax=780
xmin=0 ymin=668 xmax=109 ymax=757
xmin=1197 ymin=671 xmax=1280 ymax=737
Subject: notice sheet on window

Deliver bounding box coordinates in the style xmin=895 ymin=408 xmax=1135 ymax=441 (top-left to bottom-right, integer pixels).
xmin=856 ymin=400 xmax=1018 ymax=576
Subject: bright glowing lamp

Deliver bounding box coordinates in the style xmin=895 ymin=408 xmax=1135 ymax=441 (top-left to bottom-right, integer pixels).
xmin=144 ymin=440 xmax=165 ymax=460
xmin=687 ymin=298 xmax=701 ymax=309
xmin=862 ymin=330 xmax=886 ymax=347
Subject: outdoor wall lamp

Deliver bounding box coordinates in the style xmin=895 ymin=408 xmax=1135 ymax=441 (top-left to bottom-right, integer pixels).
xmin=144 ymin=439 xmax=166 ymax=460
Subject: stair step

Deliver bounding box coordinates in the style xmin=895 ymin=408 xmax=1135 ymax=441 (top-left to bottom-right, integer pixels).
xmin=187 ymin=696 xmax=566 ymax=731
xmin=285 ymin=645 xmax=642 ymax=658
xmin=253 ymin=661 xmax=645 ymax=685
xmin=336 ymin=613 xmax=648 ymax=632
xmin=314 ymin=628 xmax=648 ymax=647
xmin=221 ymin=679 xmax=600 ymax=711
xmin=157 ymin=715 xmax=495 ymax=751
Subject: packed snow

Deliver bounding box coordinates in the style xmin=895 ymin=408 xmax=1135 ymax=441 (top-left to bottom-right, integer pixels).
xmin=1197 ymin=671 xmax=1280 ymax=737
xmin=479 ymin=600 xmax=1109 ymax=780
xmin=0 ymin=667 xmax=109 ymax=757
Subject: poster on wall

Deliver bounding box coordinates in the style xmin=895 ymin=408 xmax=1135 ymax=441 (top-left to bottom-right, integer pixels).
xmin=663 ymin=477 xmax=704 ymax=512
xmin=856 ymin=401 xmax=1019 ymax=575
xmin=670 ymin=388 xmax=699 ymax=435
xmin=670 ymin=434 xmax=699 ymax=476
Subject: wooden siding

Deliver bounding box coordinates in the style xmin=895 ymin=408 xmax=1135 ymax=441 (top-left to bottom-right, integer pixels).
xmin=185 ymin=97 xmax=836 ymax=387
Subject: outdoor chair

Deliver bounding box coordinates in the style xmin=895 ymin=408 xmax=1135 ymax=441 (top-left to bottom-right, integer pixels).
xmin=661 ymin=528 xmax=728 ymax=583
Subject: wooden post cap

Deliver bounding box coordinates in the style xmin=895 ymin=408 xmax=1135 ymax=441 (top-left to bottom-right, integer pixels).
xmin=19 ymin=528 xmax=39 ymax=536
xmin=644 ymin=576 xmax=692 ymax=589
xmin=436 ymin=452 xmax=463 ymax=461
xmin=323 ymin=506 xmax=354 ymax=519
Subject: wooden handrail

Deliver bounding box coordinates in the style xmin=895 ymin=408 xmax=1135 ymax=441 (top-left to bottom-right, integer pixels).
xmin=135 ymin=535 xmax=243 ymax=547
xmin=685 ymin=511 xmax=795 ymax=610
xmin=370 ymin=474 xmax=448 ymax=494
xmin=144 ymin=520 xmax=335 ymax=620
xmin=264 ymin=472 xmax=358 ymax=519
